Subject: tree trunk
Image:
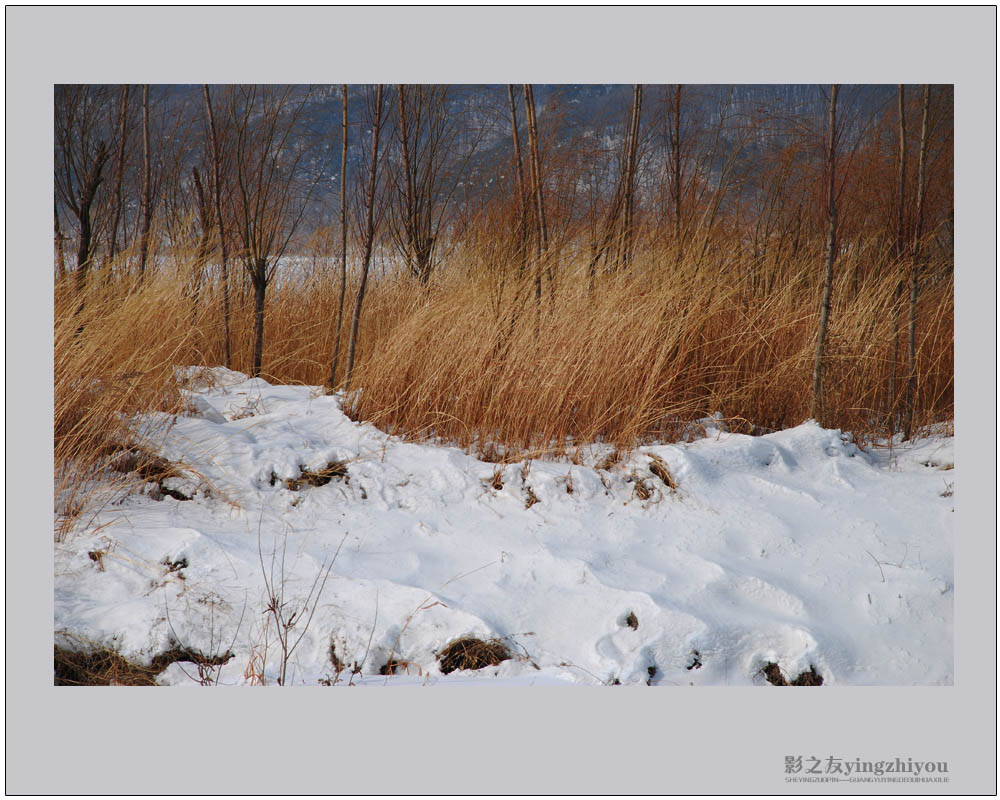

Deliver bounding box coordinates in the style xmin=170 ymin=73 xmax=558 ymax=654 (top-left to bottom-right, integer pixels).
xmin=329 ymin=84 xmax=349 ymax=392
xmin=397 ymin=84 xmax=417 ymax=279
xmin=523 ymin=85 xmax=549 ymax=256
xmin=903 ymin=85 xmax=931 ymax=441
xmin=888 ymin=84 xmax=906 ymax=433
xmin=810 ymin=84 xmax=839 ymax=423
xmin=344 ymin=84 xmax=384 ymax=390
xmin=672 ymin=84 xmax=682 ymax=266
xmin=522 ymin=84 xmax=549 ymax=316
xmin=895 ymin=85 xmax=907 ymax=261
xmin=190 ymin=165 xmax=211 ymax=324
xmin=109 ymin=84 xmax=129 ymax=264
xmin=138 ymin=84 xmax=152 ymax=279
xmin=252 ymin=266 xmax=266 ymax=377
xmin=507 ymin=84 xmax=529 ymax=278
xmin=493 ymin=85 xmax=533 ymax=360
xmin=202 ymin=84 xmax=232 ymax=368
xmin=75 ymin=141 xmax=110 ymax=294
xmin=621 ymin=84 xmax=643 ymax=269
xmin=54 ymin=200 xmax=67 ymax=281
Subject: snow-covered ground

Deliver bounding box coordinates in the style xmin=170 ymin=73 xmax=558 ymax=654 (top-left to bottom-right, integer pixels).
xmin=54 ymin=368 xmax=955 ymax=686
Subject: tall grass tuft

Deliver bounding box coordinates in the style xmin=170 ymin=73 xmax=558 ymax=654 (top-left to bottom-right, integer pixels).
xmin=347 ymin=241 xmax=953 ymax=456
xmin=54 ymin=260 xmax=199 ymax=537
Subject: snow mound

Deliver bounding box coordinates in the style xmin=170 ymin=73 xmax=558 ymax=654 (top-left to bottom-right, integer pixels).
xmin=54 ymin=370 xmax=954 ymax=686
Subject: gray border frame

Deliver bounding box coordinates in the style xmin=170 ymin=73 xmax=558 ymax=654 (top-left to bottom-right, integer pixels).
xmin=7 ymin=6 xmax=996 ymax=795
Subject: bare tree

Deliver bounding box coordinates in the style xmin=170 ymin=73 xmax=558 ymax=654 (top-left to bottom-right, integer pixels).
xmin=226 ymin=84 xmax=317 ymax=377
xmin=522 ymin=84 xmax=550 ymax=314
xmin=397 ymin=84 xmax=419 ymax=278
xmin=202 ymin=84 xmax=232 ymax=368
xmin=188 ymin=165 xmax=212 ymax=322
xmin=108 ymin=84 xmax=131 ymax=265
xmin=54 ymin=85 xmax=112 ymax=293
xmin=138 ymin=84 xmax=152 ymax=278
xmin=523 ymin=85 xmax=549 ymax=257
xmin=620 ymin=83 xmax=643 ymax=269
xmin=671 ymin=84 xmax=683 ymax=264
xmin=487 ymin=85 xmax=536 ymax=362
xmin=71 ymin=147 xmax=109 ymax=293
xmin=507 ymin=84 xmax=530 ymax=277
xmin=903 ymin=84 xmax=931 ymax=441
xmin=588 ymin=84 xmax=644 ymax=283
xmin=328 ymin=84 xmax=349 ymax=392
xmin=344 ymin=84 xmax=385 ymax=389
xmin=888 ymin=84 xmax=907 ymax=432
xmin=389 ymin=85 xmax=486 ymax=285
xmin=810 ymin=84 xmax=840 ymax=423
xmin=895 ymin=85 xmax=907 ymax=261
xmin=145 ymin=91 xmax=202 ymax=259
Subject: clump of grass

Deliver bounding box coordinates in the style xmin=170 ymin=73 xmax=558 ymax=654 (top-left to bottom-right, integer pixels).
xmin=438 ymin=636 xmax=511 ymax=675
xmin=630 ymin=473 xmax=654 ymax=501
xmin=524 ymin=485 xmax=540 ymax=509
xmin=648 ymin=454 xmax=677 ymax=493
xmin=283 ymin=460 xmax=349 ymax=491
xmin=54 ymin=641 xmax=162 ymax=686
xmin=760 ymin=661 xmax=824 ymax=686
xmin=54 ymin=631 xmax=233 ymax=686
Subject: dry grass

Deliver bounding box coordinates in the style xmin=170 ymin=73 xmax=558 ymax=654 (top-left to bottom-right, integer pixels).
xmin=54 ymin=639 xmax=163 ymax=686
xmin=346 ymin=243 xmax=953 ymax=455
xmin=54 ymin=236 xmax=953 ymax=534
xmin=437 ymin=636 xmax=512 ymax=674
xmin=54 ymin=263 xmax=198 ymax=537
xmin=54 ymin=631 xmax=234 ymax=685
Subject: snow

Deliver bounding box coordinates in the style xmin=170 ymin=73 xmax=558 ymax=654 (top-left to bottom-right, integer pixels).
xmin=54 ymin=367 xmax=954 ymax=686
